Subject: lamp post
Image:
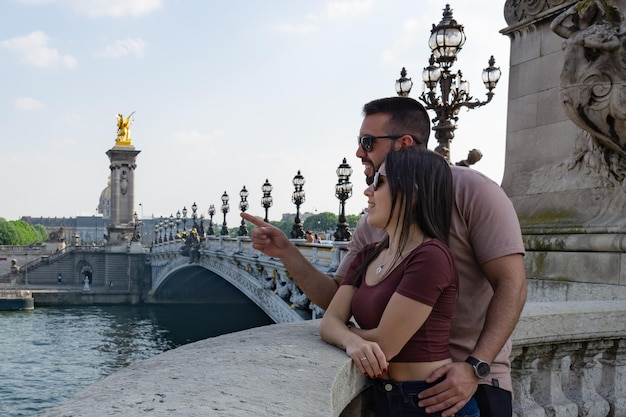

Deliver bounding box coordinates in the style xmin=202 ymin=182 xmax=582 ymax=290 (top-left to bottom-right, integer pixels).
xmin=334 ymin=158 xmax=353 ymax=241
xmin=158 ymin=219 xmax=164 ymax=243
xmin=395 ymin=4 xmax=501 ymax=163
xmin=261 ymin=179 xmax=273 ymax=223
xmin=238 ymin=186 xmax=250 ymax=236
xmin=290 ymin=170 xmax=305 ymax=239
xmin=191 ymin=202 xmax=198 ymax=229
xmin=182 ymin=206 xmax=188 ymax=232
xmin=154 ymin=222 xmax=159 ymax=245
xmin=176 ymin=210 xmax=181 ymax=235
xmin=220 ymin=191 xmax=230 ymax=236
xmin=208 ymin=204 xmax=215 ymax=236
xmin=169 ymin=214 xmax=174 ymax=241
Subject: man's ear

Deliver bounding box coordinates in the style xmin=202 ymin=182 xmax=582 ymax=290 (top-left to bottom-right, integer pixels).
xmin=398 ymin=134 xmax=415 ymax=149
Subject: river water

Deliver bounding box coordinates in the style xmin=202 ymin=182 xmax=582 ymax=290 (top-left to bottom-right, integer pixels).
xmin=0 ymin=303 xmax=273 ymax=417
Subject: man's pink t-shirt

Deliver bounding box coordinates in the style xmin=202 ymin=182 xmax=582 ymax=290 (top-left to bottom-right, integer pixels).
xmin=334 ymin=166 xmax=525 ymax=391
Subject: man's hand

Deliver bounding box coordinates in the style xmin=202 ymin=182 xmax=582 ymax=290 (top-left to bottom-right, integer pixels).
xmin=240 ymin=213 xmax=293 ymax=258
xmin=417 ymin=362 xmax=478 ymax=417
xmin=240 ymin=212 xmax=340 ymax=308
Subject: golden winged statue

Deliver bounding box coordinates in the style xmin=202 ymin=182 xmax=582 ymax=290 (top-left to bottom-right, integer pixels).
xmin=115 ymin=111 xmax=136 ymax=145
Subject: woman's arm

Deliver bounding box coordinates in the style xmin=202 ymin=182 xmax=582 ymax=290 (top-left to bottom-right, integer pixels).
xmin=319 ymin=286 xmax=388 ymax=377
xmin=352 ymin=293 xmax=433 ymax=360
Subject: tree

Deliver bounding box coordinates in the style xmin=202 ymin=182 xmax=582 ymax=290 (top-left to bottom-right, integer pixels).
xmin=11 ymin=220 xmax=38 ymax=245
xmin=0 ymin=219 xmax=18 ymax=245
xmin=33 ymin=224 xmax=48 ymax=243
xmin=346 ymin=214 xmax=363 ymax=229
xmin=303 ymin=212 xmax=337 ymax=232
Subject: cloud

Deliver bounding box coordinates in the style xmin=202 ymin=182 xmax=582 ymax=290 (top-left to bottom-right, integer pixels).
xmin=381 ymin=18 xmax=423 ymax=64
xmin=171 ymin=130 xmax=223 ymax=150
xmin=273 ymin=23 xmax=318 ymax=35
xmin=94 ymin=38 xmax=146 ymax=59
xmin=0 ymin=31 xmax=77 ymax=69
xmin=15 ymin=97 xmax=44 ymax=110
xmin=17 ymin=0 xmax=163 ymax=18
xmin=310 ymin=0 xmax=375 ymax=21
xmin=275 ymin=0 xmax=374 ymax=34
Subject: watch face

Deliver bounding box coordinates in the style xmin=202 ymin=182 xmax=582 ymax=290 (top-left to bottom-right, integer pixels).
xmin=477 ymin=362 xmax=490 ymax=378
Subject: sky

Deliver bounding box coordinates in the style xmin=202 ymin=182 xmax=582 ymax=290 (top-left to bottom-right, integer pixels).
xmin=1 ymin=0 xmax=512 ymax=223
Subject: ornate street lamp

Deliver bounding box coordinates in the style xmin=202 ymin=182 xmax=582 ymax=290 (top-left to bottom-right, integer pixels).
xmin=290 ymin=171 xmax=305 ymax=239
xmin=154 ymin=222 xmax=159 ymax=245
xmin=207 ymin=204 xmax=216 ymax=236
xmin=220 ymin=191 xmax=230 ymax=236
xmin=158 ymin=219 xmax=164 ymax=243
xmin=334 ymin=158 xmax=353 ymax=241
xmin=176 ymin=210 xmax=181 ymax=235
xmin=182 ymin=206 xmax=188 ymax=232
xmin=131 ymin=211 xmax=142 ymax=243
xmin=191 ymin=202 xmax=198 ymax=229
xmin=238 ymin=186 xmax=250 ymax=236
xmin=395 ymin=4 xmax=501 ymax=163
xmin=261 ymin=179 xmax=273 ymax=223
xmin=169 ymin=214 xmax=174 ymax=241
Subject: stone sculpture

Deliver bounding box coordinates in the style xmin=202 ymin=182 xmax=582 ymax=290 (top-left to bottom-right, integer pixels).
xmin=551 ymin=0 xmax=626 ymax=179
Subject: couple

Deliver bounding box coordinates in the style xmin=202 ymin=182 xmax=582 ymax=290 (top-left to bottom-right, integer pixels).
xmin=241 ymin=97 xmax=526 ymax=417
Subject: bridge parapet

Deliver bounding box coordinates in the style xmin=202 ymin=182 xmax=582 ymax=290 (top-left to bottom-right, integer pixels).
xmin=40 ymin=301 xmax=626 ymax=417
xmin=148 ymin=236 xmax=349 ymax=321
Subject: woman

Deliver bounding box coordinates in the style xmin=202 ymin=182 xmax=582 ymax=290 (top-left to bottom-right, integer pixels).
xmin=319 ymin=148 xmax=479 ymax=417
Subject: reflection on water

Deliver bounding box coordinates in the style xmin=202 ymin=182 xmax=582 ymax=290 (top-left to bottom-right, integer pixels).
xmin=0 ymin=303 xmax=273 ymax=416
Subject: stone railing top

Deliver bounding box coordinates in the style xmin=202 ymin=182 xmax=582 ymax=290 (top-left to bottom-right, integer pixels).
xmin=39 ymin=320 xmax=367 ymax=417
xmin=40 ymin=299 xmax=626 ymax=417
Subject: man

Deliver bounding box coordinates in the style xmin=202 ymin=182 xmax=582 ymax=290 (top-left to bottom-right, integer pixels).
xmin=241 ymin=97 xmax=526 ymax=417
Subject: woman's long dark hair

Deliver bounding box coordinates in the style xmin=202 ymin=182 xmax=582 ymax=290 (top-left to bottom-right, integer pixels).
xmin=354 ymin=148 xmax=453 ymax=285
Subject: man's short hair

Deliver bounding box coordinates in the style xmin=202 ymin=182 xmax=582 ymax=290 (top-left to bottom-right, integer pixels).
xmin=363 ymin=97 xmax=430 ymax=147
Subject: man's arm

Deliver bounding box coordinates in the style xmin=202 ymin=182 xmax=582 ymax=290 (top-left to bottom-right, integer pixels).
xmin=240 ymin=213 xmax=339 ymax=309
xmin=418 ymin=253 xmax=527 ymax=416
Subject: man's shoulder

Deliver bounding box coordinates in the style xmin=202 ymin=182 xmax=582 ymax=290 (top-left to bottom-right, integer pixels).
xmin=450 ymin=165 xmax=494 ymax=184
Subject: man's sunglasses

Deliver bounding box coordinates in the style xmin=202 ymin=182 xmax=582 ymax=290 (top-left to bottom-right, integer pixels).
xmin=357 ymin=134 xmax=404 ymax=152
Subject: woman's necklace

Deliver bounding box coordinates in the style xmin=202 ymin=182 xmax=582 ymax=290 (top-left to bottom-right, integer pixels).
xmin=374 ymin=234 xmax=427 ymax=276
xmin=375 ymin=250 xmax=393 ymax=275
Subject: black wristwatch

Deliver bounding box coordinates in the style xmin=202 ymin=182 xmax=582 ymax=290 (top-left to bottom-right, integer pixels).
xmin=465 ymin=356 xmax=490 ymax=379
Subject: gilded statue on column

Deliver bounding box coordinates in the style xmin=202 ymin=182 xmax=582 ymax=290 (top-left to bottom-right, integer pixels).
xmin=115 ymin=111 xmax=136 ymax=146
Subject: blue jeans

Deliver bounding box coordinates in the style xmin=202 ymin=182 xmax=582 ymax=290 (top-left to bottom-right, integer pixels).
xmin=373 ymin=379 xmax=480 ymax=417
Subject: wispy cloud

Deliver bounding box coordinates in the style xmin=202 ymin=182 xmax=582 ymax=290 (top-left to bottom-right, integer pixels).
xmin=171 ymin=130 xmax=223 ymax=151
xmin=274 ymin=0 xmax=375 ymax=34
xmin=17 ymin=0 xmax=163 ymax=18
xmin=309 ymin=0 xmax=375 ymax=22
xmin=14 ymin=97 xmax=44 ymax=110
xmin=94 ymin=38 xmax=146 ymax=59
xmin=0 ymin=31 xmax=77 ymax=69
xmin=381 ymin=18 xmax=422 ymax=64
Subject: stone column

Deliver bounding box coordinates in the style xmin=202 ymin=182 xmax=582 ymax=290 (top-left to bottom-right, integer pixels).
xmin=105 ymin=145 xmax=140 ymax=249
xmin=501 ymin=0 xmax=626 ymax=286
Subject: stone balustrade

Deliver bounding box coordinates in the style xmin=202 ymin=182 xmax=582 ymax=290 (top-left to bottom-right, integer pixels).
xmin=40 ymin=294 xmax=626 ymax=416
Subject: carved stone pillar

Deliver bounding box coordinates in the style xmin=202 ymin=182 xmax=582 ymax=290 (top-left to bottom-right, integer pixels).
xmin=598 ymin=339 xmax=626 ymax=416
xmin=533 ymin=343 xmax=579 ymax=417
xmin=105 ymin=146 xmax=140 ymax=249
xmin=501 ymin=0 xmax=626 ymax=287
xmin=511 ymin=345 xmax=548 ymax=417
xmin=567 ymin=341 xmax=611 ymax=417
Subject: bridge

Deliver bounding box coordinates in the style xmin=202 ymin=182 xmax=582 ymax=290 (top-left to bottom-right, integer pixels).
xmin=148 ymin=236 xmax=348 ymax=323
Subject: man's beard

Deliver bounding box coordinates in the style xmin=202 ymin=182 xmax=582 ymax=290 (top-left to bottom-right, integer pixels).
xmin=365 ymin=175 xmax=374 ymax=185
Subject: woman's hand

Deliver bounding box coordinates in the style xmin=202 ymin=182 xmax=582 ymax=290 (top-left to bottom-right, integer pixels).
xmin=346 ymin=339 xmax=388 ymax=378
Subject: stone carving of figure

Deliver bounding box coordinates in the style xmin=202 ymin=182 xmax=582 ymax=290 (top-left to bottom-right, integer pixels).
xmin=115 ymin=112 xmax=135 ymax=145
xmin=551 ymin=0 xmax=626 ymax=163
xmin=120 ymin=170 xmax=128 ymax=195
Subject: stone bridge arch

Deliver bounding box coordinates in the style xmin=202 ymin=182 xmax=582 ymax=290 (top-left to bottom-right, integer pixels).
xmin=149 ymin=249 xmax=309 ymax=324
